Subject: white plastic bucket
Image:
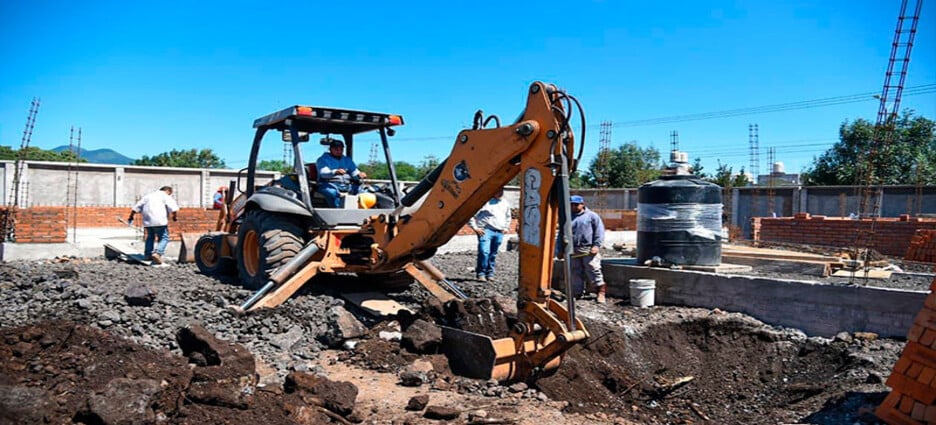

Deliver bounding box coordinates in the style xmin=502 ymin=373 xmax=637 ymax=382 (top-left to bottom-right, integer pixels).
xmin=629 ymin=279 xmax=656 ymax=308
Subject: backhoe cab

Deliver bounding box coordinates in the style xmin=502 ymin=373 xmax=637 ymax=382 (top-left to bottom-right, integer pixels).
xmin=195 ymin=82 xmax=590 ymax=383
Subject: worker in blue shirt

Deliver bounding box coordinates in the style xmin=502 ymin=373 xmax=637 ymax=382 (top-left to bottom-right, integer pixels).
xmin=569 ymin=195 xmax=607 ymax=303
xmin=315 ymin=139 xmax=367 ymax=208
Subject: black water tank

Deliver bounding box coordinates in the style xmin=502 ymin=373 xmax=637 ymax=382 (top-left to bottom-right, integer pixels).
xmin=636 ymin=175 xmax=723 ymax=266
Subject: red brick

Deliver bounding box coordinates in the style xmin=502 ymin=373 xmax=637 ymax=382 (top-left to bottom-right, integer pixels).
xmin=876 ymin=405 xmax=918 ymax=425
xmin=899 ymin=394 xmax=915 ymax=414
xmin=887 ymin=372 xmax=936 ymax=405
xmin=919 ymin=367 xmax=936 ymax=387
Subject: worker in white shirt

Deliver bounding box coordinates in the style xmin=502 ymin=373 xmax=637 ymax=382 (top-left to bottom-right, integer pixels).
xmin=468 ymin=188 xmax=512 ymax=282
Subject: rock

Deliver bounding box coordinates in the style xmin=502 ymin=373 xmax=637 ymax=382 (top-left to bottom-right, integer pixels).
xmin=468 ymin=409 xmax=488 ymax=421
xmin=321 ymin=307 xmax=367 ymax=347
xmin=75 ymin=298 xmax=92 ymax=309
xmin=424 ymin=405 xmax=460 ymax=420
xmin=379 ymin=331 xmax=402 ymax=342
xmin=402 ymin=319 xmax=442 ymax=353
xmin=853 ymin=332 xmax=878 ymax=342
xmin=865 ymin=372 xmax=884 ymax=384
xmin=124 ymin=282 xmax=157 ymax=306
xmin=270 ymin=326 xmax=303 ymax=350
xmin=834 ymin=332 xmax=853 ymax=343
xmin=508 ymin=382 xmax=528 ymax=393
xmin=0 ymin=385 xmax=51 ymax=423
xmin=88 ymin=378 xmax=162 ymax=425
xmin=99 ymin=310 xmax=121 ymax=323
xmin=406 ymin=394 xmax=429 ymax=411
xmin=176 ymin=324 xmax=256 ymax=374
xmin=176 ymin=324 xmax=257 ymax=409
xmin=284 ymin=371 xmax=358 ymax=416
xmin=399 ymin=370 xmax=425 ymax=387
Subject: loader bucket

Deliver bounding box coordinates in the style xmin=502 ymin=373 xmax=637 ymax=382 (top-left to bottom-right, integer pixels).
xmin=440 ymin=326 xmax=561 ymax=382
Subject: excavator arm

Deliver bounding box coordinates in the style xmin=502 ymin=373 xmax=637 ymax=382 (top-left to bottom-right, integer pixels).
xmin=366 ymin=81 xmax=590 ymax=382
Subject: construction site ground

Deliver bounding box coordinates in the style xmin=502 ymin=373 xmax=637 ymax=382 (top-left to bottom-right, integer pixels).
xmin=0 ymin=244 xmax=931 ymax=424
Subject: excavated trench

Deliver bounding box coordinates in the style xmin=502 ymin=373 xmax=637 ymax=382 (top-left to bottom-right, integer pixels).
xmin=537 ymin=313 xmax=894 ymax=424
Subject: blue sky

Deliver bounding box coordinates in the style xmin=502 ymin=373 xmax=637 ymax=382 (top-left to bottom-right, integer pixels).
xmin=1 ymin=0 xmax=934 ymax=178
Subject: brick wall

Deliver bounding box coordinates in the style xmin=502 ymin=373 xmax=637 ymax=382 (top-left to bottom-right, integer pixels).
xmin=596 ymin=209 xmax=637 ymax=231
xmin=1 ymin=206 xmax=221 ymax=243
xmin=875 ymin=278 xmax=936 ymax=424
xmin=3 ymin=206 xmax=515 ymax=243
xmin=753 ymin=214 xmax=936 ymax=257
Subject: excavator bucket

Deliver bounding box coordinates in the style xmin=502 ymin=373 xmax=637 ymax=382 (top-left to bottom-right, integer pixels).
xmin=440 ymin=326 xmax=562 ymax=382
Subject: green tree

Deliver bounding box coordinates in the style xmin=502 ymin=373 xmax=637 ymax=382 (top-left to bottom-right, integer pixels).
xmin=257 ymin=159 xmax=291 ymax=173
xmin=803 ymin=111 xmax=936 ymax=186
xmin=690 ymin=157 xmax=707 ymax=179
xmin=583 ymin=142 xmax=662 ymax=188
xmin=133 ymin=149 xmax=226 ymax=168
xmin=0 ymin=146 xmax=84 ymax=162
xmin=706 ymin=161 xmax=749 ymax=188
xmin=358 ymin=161 xmax=424 ymax=181
xmin=416 ymin=155 xmax=441 ymax=179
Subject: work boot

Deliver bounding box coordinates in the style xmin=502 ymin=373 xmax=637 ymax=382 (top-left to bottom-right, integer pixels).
xmin=150 ymin=253 xmax=163 ymax=265
xmin=596 ymin=285 xmax=607 ymax=304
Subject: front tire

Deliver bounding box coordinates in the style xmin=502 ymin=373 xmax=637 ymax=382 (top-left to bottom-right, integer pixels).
xmin=236 ymin=210 xmax=305 ymax=290
xmin=194 ymin=234 xmax=235 ymax=276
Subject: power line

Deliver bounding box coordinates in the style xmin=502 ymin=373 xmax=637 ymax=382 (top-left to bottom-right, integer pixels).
xmin=385 ymin=84 xmax=936 ymax=143
xmin=609 ymin=84 xmax=935 ymax=128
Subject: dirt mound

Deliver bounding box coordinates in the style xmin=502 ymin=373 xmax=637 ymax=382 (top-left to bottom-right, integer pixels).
xmin=0 ymin=320 xmax=356 ymax=424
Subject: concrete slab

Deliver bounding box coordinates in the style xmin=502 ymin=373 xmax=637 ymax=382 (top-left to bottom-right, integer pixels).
xmin=1 ymin=227 xmax=181 ymax=261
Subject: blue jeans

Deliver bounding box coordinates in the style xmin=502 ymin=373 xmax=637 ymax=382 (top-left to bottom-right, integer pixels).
xmin=317 ymin=182 xmax=360 ymax=208
xmin=144 ymin=226 xmax=170 ymax=257
xmin=475 ymin=228 xmax=504 ymax=279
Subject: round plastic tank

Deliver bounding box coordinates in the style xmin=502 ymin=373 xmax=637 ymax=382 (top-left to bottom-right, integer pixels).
xmin=636 ymin=175 xmax=723 ymax=266
xmin=772 ymin=162 xmax=785 ymax=174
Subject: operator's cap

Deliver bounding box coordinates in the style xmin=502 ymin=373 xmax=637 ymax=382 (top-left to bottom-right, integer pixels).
xmin=329 ymin=139 xmax=344 ymax=148
xmin=570 ymin=195 xmax=584 ymax=204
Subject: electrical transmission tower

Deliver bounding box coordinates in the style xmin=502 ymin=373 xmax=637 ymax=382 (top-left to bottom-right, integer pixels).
xmin=65 ymin=127 xmax=82 ymax=243
xmin=595 ymin=121 xmax=612 ymax=211
xmin=852 ymin=0 xmax=922 ymax=277
xmin=767 ymin=147 xmax=776 ymax=217
xmin=748 ymin=124 xmax=760 ymax=219
xmin=282 ymin=142 xmax=293 ymax=167
xmin=368 ymin=141 xmax=379 ymax=165
xmin=3 ymin=98 xmax=40 ymax=242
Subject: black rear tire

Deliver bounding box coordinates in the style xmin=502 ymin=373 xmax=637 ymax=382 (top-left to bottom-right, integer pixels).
xmin=236 ymin=210 xmax=305 ymax=290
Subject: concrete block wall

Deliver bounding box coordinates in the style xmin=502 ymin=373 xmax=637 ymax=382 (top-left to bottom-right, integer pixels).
xmin=602 ymin=260 xmax=928 ymax=338
xmin=875 ymin=278 xmax=936 ymax=424
xmin=753 ymin=213 xmax=936 ymax=256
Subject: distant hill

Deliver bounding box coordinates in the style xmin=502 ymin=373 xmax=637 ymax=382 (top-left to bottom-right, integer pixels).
xmin=52 ymin=146 xmax=135 ymax=165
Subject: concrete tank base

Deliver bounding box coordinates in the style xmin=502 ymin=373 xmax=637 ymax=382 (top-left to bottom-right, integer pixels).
xmin=600 ymin=258 xmax=927 ymax=339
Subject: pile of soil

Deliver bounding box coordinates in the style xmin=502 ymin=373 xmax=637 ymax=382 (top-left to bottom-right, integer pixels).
xmin=0 ymin=249 xmax=913 ymax=424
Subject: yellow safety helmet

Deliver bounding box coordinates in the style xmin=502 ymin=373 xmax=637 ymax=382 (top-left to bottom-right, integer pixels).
xmin=358 ymin=193 xmax=377 ymax=209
